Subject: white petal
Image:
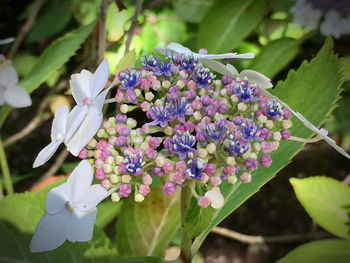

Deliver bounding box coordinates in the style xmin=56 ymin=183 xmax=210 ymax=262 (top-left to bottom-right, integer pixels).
xmin=156 ymin=42 xmax=193 ymax=57
xmin=65 ymin=107 xmax=102 ymax=156
xmin=91 ymin=58 xmax=109 ymax=98
xmin=30 ymin=212 xmax=68 ymax=252
xmin=196 ymin=52 xmax=254 ymax=60
xmin=67 ymin=209 xmax=97 ymax=242
xmin=199 ymin=59 xmax=234 ymax=76
xmin=225 ymin=64 xmax=240 ymax=78
xmin=205 ymin=188 xmax=224 ymax=209
xmin=33 ymin=140 xmax=62 ymax=168
xmin=294 ymin=112 xmax=350 ymax=159
xmin=240 ymin=70 xmax=273 ymax=89
xmin=46 ymin=183 xmax=68 ymax=215
xmin=0 ymin=66 xmax=18 ymax=87
xmin=64 ymin=104 xmax=89 ymax=143
xmin=93 ymin=86 xmax=111 ymax=112
xmin=66 ymin=160 xmax=93 ymax=203
xmin=75 ymin=185 xmax=108 ymax=212
xmin=50 ymin=105 xmax=69 ymax=141
xmin=70 ymin=69 xmax=93 ymax=105
xmin=4 ymin=85 xmax=32 ymax=108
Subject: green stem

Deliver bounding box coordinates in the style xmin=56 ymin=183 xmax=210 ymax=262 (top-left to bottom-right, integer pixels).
xmin=0 ymin=137 xmax=13 ymax=195
xmin=180 ymin=184 xmax=192 ymax=263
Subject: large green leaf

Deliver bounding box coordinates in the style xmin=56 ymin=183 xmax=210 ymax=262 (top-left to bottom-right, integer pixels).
xmin=105 ymin=257 xmax=163 ymax=263
xmin=290 ymin=176 xmax=350 ymax=240
xmin=173 ymin=0 xmax=214 ymax=23
xmin=277 ymin=239 xmax=350 ymax=263
xmin=191 ymin=38 xmax=343 ymax=254
xmin=0 ymin=192 xmax=119 ymax=262
xmin=249 ymin=38 xmax=300 ymax=78
xmin=0 ymin=21 xmax=95 ymax=128
xmin=197 ymin=0 xmax=268 ymax=52
xmin=116 ymin=186 xmax=180 ymax=258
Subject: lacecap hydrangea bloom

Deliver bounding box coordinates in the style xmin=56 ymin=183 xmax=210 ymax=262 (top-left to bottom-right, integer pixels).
xmin=31 ymin=43 xmax=350 ymax=252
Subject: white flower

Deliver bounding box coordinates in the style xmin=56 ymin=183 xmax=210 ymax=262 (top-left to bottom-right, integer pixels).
xmin=30 ymin=160 xmax=108 ymax=252
xmin=320 ymin=10 xmax=350 ymax=38
xmin=0 ymin=65 xmax=31 ymax=108
xmin=33 ymin=105 xmax=69 ymax=168
xmin=205 ymin=188 xmax=224 ymax=209
xmin=65 ymin=58 xmax=111 ymax=156
xmin=155 ymin=42 xmax=254 ymax=71
xmin=290 ymin=0 xmax=322 ymax=30
xmin=218 ymin=63 xmax=350 ymax=160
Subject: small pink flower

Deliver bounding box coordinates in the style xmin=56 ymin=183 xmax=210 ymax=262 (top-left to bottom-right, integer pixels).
xmin=176 ymin=161 xmax=187 ymax=172
xmin=78 ymin=148 xmax=88 ymax=159
xmin=141 ymin=101 xmax=151 ymax=112
xmin=260 ymin=154 xmax=272 ymax=167
xmin=119 ymin=184 xmax=132 ymax=197
xmin=204 ymin=163 xmax=216 ymax=176
xmin=210 ymin=176 xmax=222 ymax=187
xmin=187 ymin=80 xmax=197 ymax=90
xmin=240 ymin=172 xmax=251 ymax=183
xmin=146 ymin=148 xmax=157 ymax=159
xmin=95 ymin=168 xmax=105 ymax=180
xmin=163 ymin=182 xmax=176 ymax=195
xmin=139 ymin=184 xmax=150 ymax=196
xmin=148 ymin=137 xmax=160 ymax=149
xmin=223 ymin=165 xmax=235 ymax=176
xmin=163 ymin=162 xmax=174 ymax=173
xmin=198 ymin=197 xmax=210 ymax=208
xmin=101 ymin=179 xmax=111 ymax=189
xmin=115 ymin=90 xmax=124 ymax=102
xmin=173 ymin=172 xmax=185 ymax=184
xmin=142 ymin=174 xmax=153 ymax=185
xmin=141 ymin=124 xmax=150 ymax=134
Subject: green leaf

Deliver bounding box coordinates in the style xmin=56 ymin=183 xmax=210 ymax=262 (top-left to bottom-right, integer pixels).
xmin=95 ymin=201 xmax=122 ymax=229
xmin=185 ymin=186 xmax=214 ymax=239
xmin=141 ymin=10 xmax=187 ymax=54
xmin=106 ymin=4 xmax=134 ymax=42
xmin=192 ymin=38 xmax=343 ymax=253
xmin=197 ymin=0 xmax=268 ymax=52
xmin=0 ymin=21 xmax=95 ymax=128
xmin=290 ymin=176 xmax=350 ymax=240
xmin=277 ymin=239 xmax=350 ymax=263
xmin=12 ymin=54 xmax=38 ymax=77
xmin=105 ymin=257 xmax=163 ymax=263
xmin=249 ymin=38 xmax=300 ymax=78
xmin=173 ymin=0 xmax=215 ymax=23
xmin=340 ymin=56 xmax=350 ymax=82
xmin=0 ymin=192 xmax=119 ymax=262
xmin=116 ymin=186 xmax=180 ymax=258
xmin=26 ymin=1 xmax=72 ymax=43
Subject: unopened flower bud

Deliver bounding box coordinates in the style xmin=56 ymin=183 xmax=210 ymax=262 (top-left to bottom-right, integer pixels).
xmin=228 ymin=175 xmax=237 ymax=184
xmin=163 ymin=182 xmax=176 ymax=195
xmin=122 ymin=175 xmax=131 ymax=183
xmin=145 ymin=92 xmax=155 ymax=101
xmin=103 ymin=164 xmax=113 ymax=174
xmin=156 ymin=155 xmax=165 ymax=167
xmin=260 ymin=154 xmax=272 ymax=167
xmin=198 ymin=197 xmax=210 ymax=208
xmin=135 ymin=193 xmax=145 ymax=202
xmin=258 ymin=115 xmax=267 ymax=123
xmin=206 ymin=143 xmax=216 ymax=154
xmin=126 ymin=118 xmax=137 ymax=128
xmin=111 ymin=192 xmax=120 ymax=202
xmin=110 ymin=174 xmax=120 ymax=184
xmin=282 ymin=119 xmax=292 ymax=129
xmin=240 ymin=172 xmax=251 ymax=183
xmin=237 ymin=102 xmax=247 ymax=111
xmin=265 ymin=120 xmax=274 ymax=129
xmin=273 ymin=132 xmax=282 ymax=141
xmin=193 ymin=111 xmax=202 ymax=120
xmin=226 ymin=156 xmax=236 ymax=166
xmin=120 ymin=104 xmax=129 ymax=113
xmin=142 ymin=174 xmax=152 ymax=185
xmin=198 ymin=148 xmax=208 ymax=158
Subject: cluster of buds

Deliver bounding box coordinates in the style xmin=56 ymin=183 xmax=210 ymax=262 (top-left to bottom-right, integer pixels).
xmin=79 ymin=53 xmax=292 ymax=209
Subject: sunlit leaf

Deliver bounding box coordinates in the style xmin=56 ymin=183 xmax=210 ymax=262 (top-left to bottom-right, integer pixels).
xmin=277 ymin=239 xmax=350 ymax=263
xmin=197 ymin=0 xmax=268 ymax=52
xmin=290 ymin=176 xmax=350 ymax=240
xmin=173 ymin=0 xmax=214 ymax=23
xmin=116 ymin=186 xmax=180 ymax=258
xmin=249 ymin=38 xmax=300 ymax=78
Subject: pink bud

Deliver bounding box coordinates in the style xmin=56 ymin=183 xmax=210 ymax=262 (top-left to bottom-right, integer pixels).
xmin=115 ymin=90 xmax=124 ymax=102
xmin=142 ymin=174 xmax=153 ymax=185
xmin=173 ymin=172 xmax=185 ymax=184
xmin=163 ymin=182 xmax=177 ymax=195
xmin=210 ymin=176 xmax=222 ymax=187
xmin=141 ymin=101 xmax=151 ymax=112
xmin=261 ymin=142 xmax=273 ymax=153
xmin=223 ymin=165 xmax=235 ymax=176
xmin=176 ymin=161 xmax=187 ymax=172
xmin=187 ymin=80 xmax=197 ymax=90
xmin=192 ymin=100 xmax=202 ymax=110
xmin=96 ymin=168 xmax=105 ymax=180
xmin=148 ymin=137 xmax=160 ymax=149
xmin=146 ymin=148 xmax=157 ymax=159
xmin=260 ymin=154 xmax=272 ymax=167
xmin=163 ymin=162 xmax=174 ymax=173
xmin=198 ymin=197 xmax=210 ymax=208
xmin=78 ymin=148 xmax=88 ymax=159
xmin=119 ymin=184 xmax=132 ymax=197
xmin=240 ymin=172 xmax=251 ymax=183
xmin=204 ymin=163 xmax=216 ymax=176
xmin=95 ymin=159 xmax=104 ymax=169
xmin=101 ymin=179 xmax=111 ymax=189
xmin=139 ymin=184 xmax=150 ymax=196
xmin=141 ymin=124 xmax=150 ymax=134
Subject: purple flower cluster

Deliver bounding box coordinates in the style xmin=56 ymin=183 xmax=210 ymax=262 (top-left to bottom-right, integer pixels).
xmin=79 ymin=53 xmax=293 ymax=207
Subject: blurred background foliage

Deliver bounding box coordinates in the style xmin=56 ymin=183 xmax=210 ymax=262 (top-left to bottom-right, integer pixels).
xmin=0 ymin=0 xmax=349 ymax=262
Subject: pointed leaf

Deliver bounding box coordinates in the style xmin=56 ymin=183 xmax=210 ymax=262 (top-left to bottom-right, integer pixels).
xmin=192 ymin=38 xmax=344 ymax=253
xmin=277 ymin=239 xmax=350 ymax=263
xmin=116 ymin=186 xmax=180 ymax=258
xmin=290 ymin=176 xmax=350 ymax=240
xmin=198 ymin=0 xmax=268 ymax=52
xmin=249 ymin=38 xmax=300 ymax=78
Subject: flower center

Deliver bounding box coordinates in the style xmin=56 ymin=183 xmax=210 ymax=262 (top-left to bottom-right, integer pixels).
xmin=83 ymin=97 xmax=92 ymax=105
xmin=65 ymin=201 xmax=74 ymax=213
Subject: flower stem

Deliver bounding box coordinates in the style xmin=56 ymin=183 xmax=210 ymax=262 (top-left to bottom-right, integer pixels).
xmin=180 ymin=184 xmax=192 ymax=263
xmin=0 ymin=137 xmax=13 ymax=195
